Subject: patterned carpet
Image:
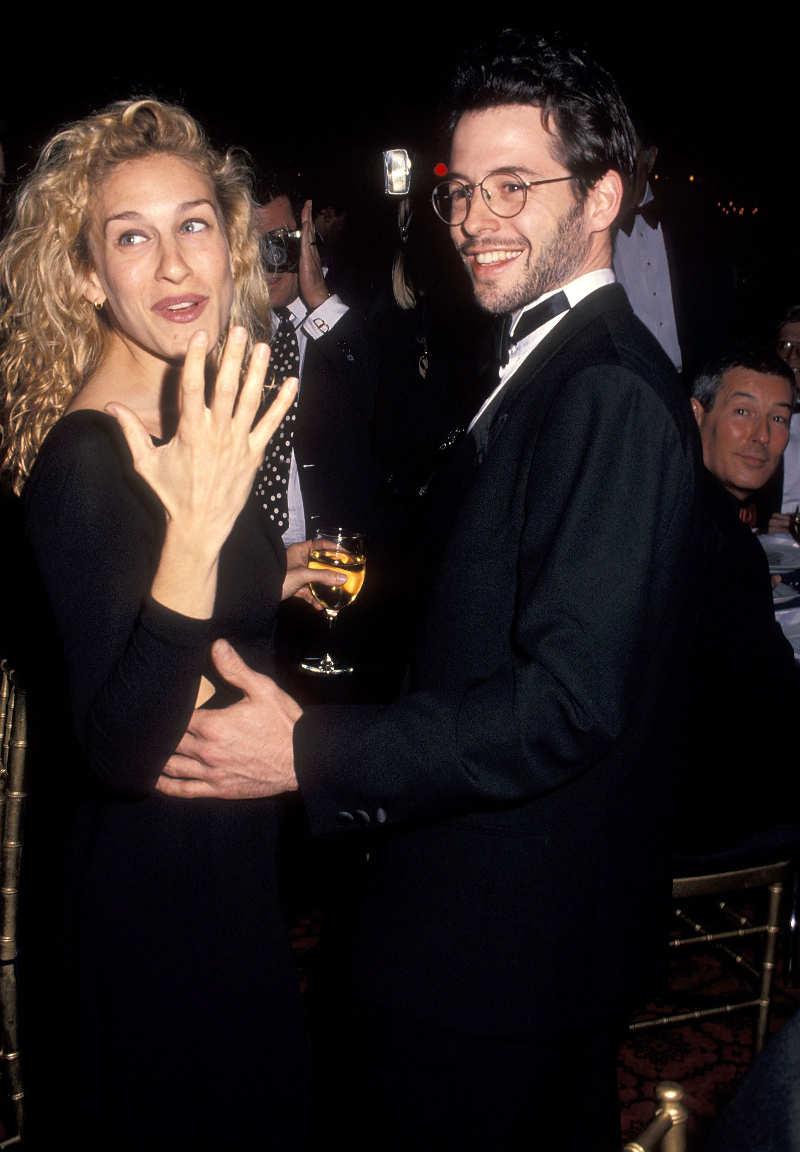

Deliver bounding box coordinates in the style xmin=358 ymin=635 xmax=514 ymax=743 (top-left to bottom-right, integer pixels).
xmin=617 ymin=936 xmax=800 ymax=1148
xmin=290 ymin=899 xmax=800 ymax=1151
xmin=619 ymin=1000 xmax=800 ymax=1147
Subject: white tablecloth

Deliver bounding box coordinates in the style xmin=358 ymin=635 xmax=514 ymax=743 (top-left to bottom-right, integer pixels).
xmin=776 ymin=604 xmax=800 ymax=660
xmin=762 ymin=533 xmax=800 ymax=659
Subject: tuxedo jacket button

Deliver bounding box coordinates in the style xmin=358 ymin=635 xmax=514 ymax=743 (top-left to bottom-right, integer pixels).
xmin=336 ymin=340 xmax=355 ymax=361
xmin=374 ymin=808 xmax=388 ymax=824
xmin=336 ymin=811 xmax=354 ymax=825
xmin=355 ymin=809 xmax=371 ymax=824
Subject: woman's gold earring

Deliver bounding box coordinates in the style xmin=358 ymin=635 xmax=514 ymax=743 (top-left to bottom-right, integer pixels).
xmin=94 ymin=300 xmax=104 ymax=312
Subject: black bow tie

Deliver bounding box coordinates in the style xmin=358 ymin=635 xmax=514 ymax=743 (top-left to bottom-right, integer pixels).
xmin=501 ymin=291 xmax=570 ymax=365
xmin=618 ymin=198 xmax=660 ymax=237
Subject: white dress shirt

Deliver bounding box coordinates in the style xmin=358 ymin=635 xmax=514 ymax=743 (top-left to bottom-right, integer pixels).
xmin=781 ymin=411 xmax=800 ymax=515
xmin=274 ymin=293 xmax=349 ymax=545
xmin=613 ymin=183 xmax=682 ymax=372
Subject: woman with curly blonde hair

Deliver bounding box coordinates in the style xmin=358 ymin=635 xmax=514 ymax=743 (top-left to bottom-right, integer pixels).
xmin=0 ymin=100 xmax=331 ymax=1149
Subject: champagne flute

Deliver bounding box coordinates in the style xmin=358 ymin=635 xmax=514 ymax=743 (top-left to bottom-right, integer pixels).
xmin=300 ymin=528 xmax=366 ymax=675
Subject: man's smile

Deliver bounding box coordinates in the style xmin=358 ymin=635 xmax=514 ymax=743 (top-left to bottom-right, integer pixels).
xmin=473 ymin=250 xmax=524 ymax=266
xmin=459 ymin=240 xmax=528 ymax=278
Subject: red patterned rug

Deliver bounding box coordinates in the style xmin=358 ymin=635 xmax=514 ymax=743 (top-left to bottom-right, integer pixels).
xmin=618 ymin=946 xmax=800 ymax=1148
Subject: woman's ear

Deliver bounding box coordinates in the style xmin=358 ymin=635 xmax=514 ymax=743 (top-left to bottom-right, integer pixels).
xmin=82 ymin=268 xmax=105 ymax=310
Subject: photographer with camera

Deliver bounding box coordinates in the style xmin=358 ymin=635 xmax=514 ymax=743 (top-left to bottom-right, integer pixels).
xmin=253 ymin=181 xmax=381 ymax=543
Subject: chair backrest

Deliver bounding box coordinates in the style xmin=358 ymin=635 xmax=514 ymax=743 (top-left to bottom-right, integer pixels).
xmin=0 ymin=658 xmax=26 ymax=1141
xmin=1 ymin=660 xmax=26 ymax=963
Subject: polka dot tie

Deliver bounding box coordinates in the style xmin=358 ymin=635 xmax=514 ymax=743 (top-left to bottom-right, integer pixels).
xmin=255 ymin=308 xmax=300 ymax=531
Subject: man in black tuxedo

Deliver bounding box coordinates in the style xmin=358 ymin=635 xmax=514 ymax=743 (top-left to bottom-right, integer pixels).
xmin=157 ymin=33 xmax=702 ymax=1150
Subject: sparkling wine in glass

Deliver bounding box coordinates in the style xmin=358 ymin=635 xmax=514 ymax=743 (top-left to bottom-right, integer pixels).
xmin=300 ymin=528 xmax=366 ymax=675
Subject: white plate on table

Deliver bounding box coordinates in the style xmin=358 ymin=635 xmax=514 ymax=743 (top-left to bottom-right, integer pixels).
xmin=773 ymin=582 xmax=800 ymax=608
xmin=774 ymin=604 xmax=800 ymax=662
xmin=759 ymin=533 xmax=800 ymax=573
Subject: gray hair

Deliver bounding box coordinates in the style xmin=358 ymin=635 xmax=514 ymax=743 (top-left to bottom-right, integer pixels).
xmin=692 ymin=348 xmax=795 ymax=411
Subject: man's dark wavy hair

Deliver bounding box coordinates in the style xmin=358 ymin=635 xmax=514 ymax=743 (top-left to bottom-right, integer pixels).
xmin=253 ymin=172 xmax=305 ymax=220
xmin=444 ymin=30 xmax=638 ymax=200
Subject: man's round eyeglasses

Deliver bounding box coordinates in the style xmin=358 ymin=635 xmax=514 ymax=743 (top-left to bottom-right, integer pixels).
xmin=778 ymin=341 xmax=800 ymax=358
xmin=431 ymin=170 xmax=576 ymax=226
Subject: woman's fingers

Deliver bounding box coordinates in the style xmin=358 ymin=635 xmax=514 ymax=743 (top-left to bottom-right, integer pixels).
xmin=181 ymin=327 xmax=280 ymax=444
xmin=252 ymin=376 xmax=298 ymax=456
xmin=120 ymin=326 xmax=292 ymax=545
xmin=209 ymin=326 xmax=248 ymax=420
xmin=233 ymin=341 xmax=272 ymax=433
xmin=177 ymin=330 xmax=211 ymax=422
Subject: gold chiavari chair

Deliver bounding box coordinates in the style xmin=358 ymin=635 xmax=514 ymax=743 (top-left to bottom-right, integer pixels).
xmin=630 ymin=859 xmax=791 ymax=1057
xmin=623 ymin=1081 xmax=688 ymax=1152
xmin=0 ymin=659 xmax=26 ymax=1145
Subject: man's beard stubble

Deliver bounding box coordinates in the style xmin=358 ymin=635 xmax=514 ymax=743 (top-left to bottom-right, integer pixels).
xmin=462 ymin=201 xmax=588 ymax=316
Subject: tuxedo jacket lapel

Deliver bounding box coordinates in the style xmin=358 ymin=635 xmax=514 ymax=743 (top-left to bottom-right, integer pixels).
xmin=419 ymin=285 xmax=635 ymax=577
xmin=466 ymin=284 xmax=631 ymax=466
xmin=484 ymin=283 xmax=634 ymax=450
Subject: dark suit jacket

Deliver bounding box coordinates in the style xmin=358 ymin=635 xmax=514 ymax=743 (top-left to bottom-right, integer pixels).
xmin=679 ymin=471 xmax=800 ymax=853
xmin=295 ymin=283 xmax=703 ymax=1041
xmin=292 ymin=307 xmax=381 ymax=536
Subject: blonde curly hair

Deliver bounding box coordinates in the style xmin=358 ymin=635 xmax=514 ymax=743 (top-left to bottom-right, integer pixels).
xmin=0 ymin=99 xmax=271 ymax=494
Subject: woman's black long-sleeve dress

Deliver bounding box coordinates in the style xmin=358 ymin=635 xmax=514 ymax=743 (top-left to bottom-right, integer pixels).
xmin=19 ymin=410 xmax=313 ymax=1150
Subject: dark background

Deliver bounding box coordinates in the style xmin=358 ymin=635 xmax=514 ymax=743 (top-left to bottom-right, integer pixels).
xmin=2 ymin=20 xmax=797 ymax=359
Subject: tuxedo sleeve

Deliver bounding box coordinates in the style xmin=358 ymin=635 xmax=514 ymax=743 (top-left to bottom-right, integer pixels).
xmin=295 ymin=364 xmax=696 ymax=831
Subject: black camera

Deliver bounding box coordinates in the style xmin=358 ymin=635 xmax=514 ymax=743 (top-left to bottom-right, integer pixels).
xmin=262 ymin=227 xmax=302 ymax=274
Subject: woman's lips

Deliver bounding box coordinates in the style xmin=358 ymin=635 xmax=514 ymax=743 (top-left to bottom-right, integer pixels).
xmin=151 ymin=295 xmax=209 ymax=323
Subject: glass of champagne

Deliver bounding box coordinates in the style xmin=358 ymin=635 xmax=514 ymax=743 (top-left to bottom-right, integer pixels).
xmin=300 ymin=528 xmax=366 ymax=675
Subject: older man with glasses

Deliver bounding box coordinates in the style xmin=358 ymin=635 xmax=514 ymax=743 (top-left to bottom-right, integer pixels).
xmin=777 ymin=305 xmax=800 ymax=385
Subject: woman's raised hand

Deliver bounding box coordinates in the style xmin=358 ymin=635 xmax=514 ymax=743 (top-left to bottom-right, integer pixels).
xmin=106 ymin=327 xmax=296 ymax=620
xmin=107 ymin=327 xmax=296 ymax=554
